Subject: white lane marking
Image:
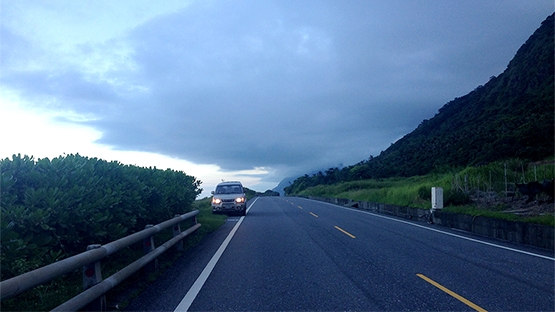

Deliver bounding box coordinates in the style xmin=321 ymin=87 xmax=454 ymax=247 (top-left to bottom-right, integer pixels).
xmin=305 ymin=198 xmax=555 ymax=261
xmin=174 ymin=197 xmax=259 ymax=311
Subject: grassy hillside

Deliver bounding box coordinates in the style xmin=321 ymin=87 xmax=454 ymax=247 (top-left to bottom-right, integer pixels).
xmin=296 ymin=159 xmax=554 ymax=225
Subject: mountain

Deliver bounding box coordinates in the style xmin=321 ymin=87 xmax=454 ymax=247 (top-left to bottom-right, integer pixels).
xmin=368 ymin=13 xmax=554 ymax=177
xmin=273 ymin=176 xmax=298 ymax=196
xmin=286 ymin=14 xmax=554 ymax=194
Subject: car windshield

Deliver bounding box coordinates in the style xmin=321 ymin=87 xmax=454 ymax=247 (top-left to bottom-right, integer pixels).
xmin=215 ymin=185 xmax=243 ymax=194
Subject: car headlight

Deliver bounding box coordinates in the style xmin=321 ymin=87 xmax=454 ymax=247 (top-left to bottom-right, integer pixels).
xmin=212 ymin=198 xmax=222 ymax=204
xmin=235 ymin=197 xmax=245 ymax=203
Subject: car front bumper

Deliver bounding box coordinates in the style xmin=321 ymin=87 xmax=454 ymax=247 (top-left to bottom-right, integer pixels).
xmin=212 ymin=203 xmax=246 ymax=212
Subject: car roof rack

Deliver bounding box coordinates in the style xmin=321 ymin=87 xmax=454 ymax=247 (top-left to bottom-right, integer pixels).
xmin=217 ymin=181 xmax=242 ymax=185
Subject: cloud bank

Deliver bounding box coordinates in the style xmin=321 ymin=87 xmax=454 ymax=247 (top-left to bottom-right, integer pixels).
xmin=1 ymin=0 xmax=553 ymax=188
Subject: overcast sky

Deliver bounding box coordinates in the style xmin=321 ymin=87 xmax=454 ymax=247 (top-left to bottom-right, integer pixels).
xmin=1 ymin=1 xmax=553 ymax=197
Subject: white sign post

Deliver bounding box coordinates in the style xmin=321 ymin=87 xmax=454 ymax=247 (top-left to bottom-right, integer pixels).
xmin=431 ymin=187 xmax=443 ymax=211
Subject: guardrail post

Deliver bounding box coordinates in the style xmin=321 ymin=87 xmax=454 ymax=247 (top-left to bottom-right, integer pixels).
xmin=83 ymin=244 xmax=106 ymax=312
xmin=173 ymin=214 xmax=184 ymax=251
xmin=143 ymin=225 xmax=158 ymax=275
xmin=194 ymin=213 xmax=199 ymax=236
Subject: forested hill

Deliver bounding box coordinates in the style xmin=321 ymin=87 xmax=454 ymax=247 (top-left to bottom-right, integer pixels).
xmin=286 ymin=14 xmax=554 ymax=194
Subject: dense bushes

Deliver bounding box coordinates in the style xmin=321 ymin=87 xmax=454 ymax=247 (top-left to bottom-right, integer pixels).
xmin=1 ymin=154 xmax=202 ymax=280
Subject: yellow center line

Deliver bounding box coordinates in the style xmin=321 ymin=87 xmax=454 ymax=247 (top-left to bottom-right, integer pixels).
xmin=417 ymin=274 xmax=487 ymax=312
xmin=310 ymin=212 xmax=318 ymax=218
xmin=334 ymin=226 xmax=356 ymax=238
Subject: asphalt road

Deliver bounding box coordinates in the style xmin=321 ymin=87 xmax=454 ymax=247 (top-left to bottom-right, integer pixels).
xmin=126 ymin=196 xmax=554 ymax=311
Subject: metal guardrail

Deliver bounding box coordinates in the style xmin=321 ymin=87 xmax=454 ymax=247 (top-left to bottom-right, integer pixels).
xmin=0 ymin=210 xmax=201 ymax=311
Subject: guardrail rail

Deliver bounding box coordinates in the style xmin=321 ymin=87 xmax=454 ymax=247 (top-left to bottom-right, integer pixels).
xmin=0 ymin=210 xmax=201 ymax=311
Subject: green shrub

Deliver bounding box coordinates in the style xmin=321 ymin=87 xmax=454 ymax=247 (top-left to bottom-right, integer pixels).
xmin=444 ymin=189 xmax=471 ymax=206
xmin=418 ymin=186 xmax=431 ymax=201
xmin=1 ymin=154 xmax=202 ymax=280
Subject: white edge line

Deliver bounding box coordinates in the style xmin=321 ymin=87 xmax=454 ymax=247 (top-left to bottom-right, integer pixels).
xmin=304 ymin=198 xmax=555 ymax=261
xmin=174 ymin=197 xmax=259 ymax=311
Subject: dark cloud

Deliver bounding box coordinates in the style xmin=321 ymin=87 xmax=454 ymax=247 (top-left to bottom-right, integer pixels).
xmin=2 ymin=1 xmax=553 ymax=184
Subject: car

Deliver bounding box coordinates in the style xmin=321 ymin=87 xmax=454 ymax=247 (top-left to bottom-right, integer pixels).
xmin=211 ymin=181 xmax=247 ymax=216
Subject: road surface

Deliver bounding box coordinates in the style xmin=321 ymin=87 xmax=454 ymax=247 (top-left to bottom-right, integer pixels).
xmin=126 ymin=196 xmax=554 ymax=311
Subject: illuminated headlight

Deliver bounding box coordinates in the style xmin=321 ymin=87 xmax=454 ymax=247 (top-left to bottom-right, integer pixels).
xmin=212 ymin=198 xmax=222 ymax=204
xmin=235 ymin=197 xmax=246 ymax=203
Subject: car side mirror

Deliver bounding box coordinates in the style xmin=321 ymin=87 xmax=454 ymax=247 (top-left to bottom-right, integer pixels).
xmin=211 ymin=191 xmax=215 ymax=195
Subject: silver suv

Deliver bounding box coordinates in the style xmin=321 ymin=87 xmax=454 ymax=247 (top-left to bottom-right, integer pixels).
xmin=211 ymin=181 xmax=247 ymax=216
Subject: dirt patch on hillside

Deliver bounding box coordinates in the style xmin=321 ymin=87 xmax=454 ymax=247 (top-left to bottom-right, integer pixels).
xmin=471 ymin=192 xmax=554 ymax=216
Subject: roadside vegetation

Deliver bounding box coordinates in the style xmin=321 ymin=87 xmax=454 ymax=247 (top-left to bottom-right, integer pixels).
xmin=293 ymin=159 xmax=554 ymax=226
xmin=0 ymin=155 xmax=225 ymax=311
xmin=1 ymin=196 xmax=227 ymax=311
